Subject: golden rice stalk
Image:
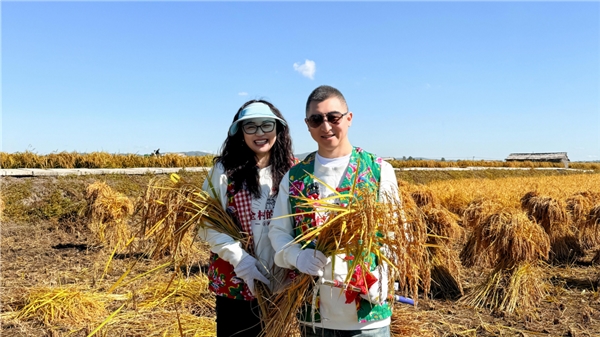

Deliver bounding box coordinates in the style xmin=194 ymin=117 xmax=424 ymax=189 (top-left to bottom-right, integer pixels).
xmin=423 ymin=206 xmax=464 ymax=245
xmin=263 ymin=180 xmax=428 ymax=337
xmin=410 ymin=187 xmax=439 ymax=208
xmin=567 ymin=193 xmax=600 ymax=249
xmin=475 ymin=209 xmax=550 ymax=268
xmin=86 ymin=181 xmax=134 ymax=250
xmin=138 ymin=173 xmax=237 ymax=265
xmin=15 ymin=285 xmax=129 ymax=327
xmin=398 ymin=182 xmax=431 ymax=295
xmin=581 ymin=204 xmax=600 ymax=249
xmin=461 ymin=262 xmax=547 ymax=314
xmin=520 ymin=192 xmax=583 ymax=263
xmin=428 ymin=245 xmax=463 ymax=299
xmin=460 ymin=230 xmax=494 ymax=269
xmin=462 ymin=198 xmax=503 ymax=230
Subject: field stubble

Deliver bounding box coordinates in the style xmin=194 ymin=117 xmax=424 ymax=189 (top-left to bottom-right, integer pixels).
xmin=1 ymin=170 xmax=599 ymax=336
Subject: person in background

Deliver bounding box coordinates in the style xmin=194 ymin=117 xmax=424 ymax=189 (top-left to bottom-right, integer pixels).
xmin=199 ymin=99 xmax=295 ymax=337
xmin=269 ymin=85 xmax=400 ymax=337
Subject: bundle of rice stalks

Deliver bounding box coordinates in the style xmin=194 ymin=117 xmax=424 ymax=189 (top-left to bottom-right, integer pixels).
xmin=521 ymin=191 xmax=584 ymax=263
xmin=263 ymin=181 xmax=428 ymax=337
xmin=581 ymin=204 xmax=600 ymax=250
xmin=428 ymin=245 xmax=463 ymax=299
xmin=460 ymin=199 xmax=503 ymax=268
xmin=410 ymin=187 xmax=439 ymax=208
xmin=421 ymin=206 xmax=464 ymax=298
xmin=460 ymin=209 xmax=550 ymax=314
xmin=86 ymin=181 xmax=134 ymax=250
xmin=462 ymin=198 xmax=503 ymax=230
xmin=15 ymin=285 xmax=129 ymax=328
xmin=462 ymin=262 xmax=547 ymax=314
xmin=567 ymin=192 xmax=600 ymax=249
xmin=398 ymin=181 xmax=432 ymax=295
xmin=137 ymin=174 xmax=215 ymax=265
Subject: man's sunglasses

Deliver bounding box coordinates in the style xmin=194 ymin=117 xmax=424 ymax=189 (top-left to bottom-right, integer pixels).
xmin=305 ymin=111 xmax=349 ymax=128
xmin=242 ymin=121 xmax=276 ymax=134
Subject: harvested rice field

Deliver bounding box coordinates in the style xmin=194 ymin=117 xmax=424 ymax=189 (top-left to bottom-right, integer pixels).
xmin=1 ymin=170 xmax=599 ymax=337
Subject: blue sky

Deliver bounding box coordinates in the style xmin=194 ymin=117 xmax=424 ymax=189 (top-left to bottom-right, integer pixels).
xmin=2 ymin=1 xmax=599 ymax=161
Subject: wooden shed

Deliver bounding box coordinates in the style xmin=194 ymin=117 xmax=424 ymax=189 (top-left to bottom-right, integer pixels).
xmin=505 ymin=152 xmax=570 ymax=168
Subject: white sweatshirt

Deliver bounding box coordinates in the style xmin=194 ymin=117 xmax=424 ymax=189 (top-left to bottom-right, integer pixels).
xmin=197 ymin=163 xmax=276 ymax=281
xmin=269 ymin=153 xmax=400 ymax=330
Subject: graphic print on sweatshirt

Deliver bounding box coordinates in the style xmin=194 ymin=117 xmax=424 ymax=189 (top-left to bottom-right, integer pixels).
xmin=251 ymin=188 xmax=276 ymax=228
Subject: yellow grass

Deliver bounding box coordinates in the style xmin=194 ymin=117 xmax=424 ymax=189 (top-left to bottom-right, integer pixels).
xmin=426 ymin=174 xmax=600 ymax=214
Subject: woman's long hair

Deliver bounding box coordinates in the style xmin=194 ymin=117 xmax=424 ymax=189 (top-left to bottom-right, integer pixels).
xmin=214 ymin=100 xmax=294 ymax=198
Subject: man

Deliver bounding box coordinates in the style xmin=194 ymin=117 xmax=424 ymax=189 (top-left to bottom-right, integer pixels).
xmin=269 ymin=85 xmax=400 ymax=337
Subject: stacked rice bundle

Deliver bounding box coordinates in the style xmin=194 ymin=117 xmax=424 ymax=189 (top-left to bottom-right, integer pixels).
xmin=262 ymin=181 xmax=428 ymax=337
xmin=566 ymin=191 xmax=600 ymax=249
xmin=460 ymin=209 xmax=550 ymax=314
xmin=587 ymin=205 xmax=600 ymax=265
xmin=411 ymin=187 xmax=464 ymax=298
xmin=85 ymin=181 xmax=134 ymax=250
xmin=138 ymin=174 xmax=214 ymax=265
xmin=521 ymin=191 xmax=584 ymax=263
xmin=460 ymin=198 xmax=502 ymax=269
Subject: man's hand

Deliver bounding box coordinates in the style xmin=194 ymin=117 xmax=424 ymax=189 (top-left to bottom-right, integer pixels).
xmin=295 ymin=249 xmax=327 ymax=277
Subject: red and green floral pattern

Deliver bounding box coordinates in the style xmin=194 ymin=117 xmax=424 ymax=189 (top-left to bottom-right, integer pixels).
xmin=288 ymin=147 xmax=392 ymax=323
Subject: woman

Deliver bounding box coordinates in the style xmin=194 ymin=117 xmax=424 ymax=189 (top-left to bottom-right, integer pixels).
xmin=198 ymin=100 xmax=295 ymax=337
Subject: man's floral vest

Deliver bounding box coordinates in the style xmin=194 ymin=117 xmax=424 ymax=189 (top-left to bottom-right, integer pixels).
xmin=288 ymin=147 xmax=392 ymax=323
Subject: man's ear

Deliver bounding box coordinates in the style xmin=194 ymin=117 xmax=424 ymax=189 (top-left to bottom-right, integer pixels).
xmin=347 ymin=111 xmax=353 ymax=127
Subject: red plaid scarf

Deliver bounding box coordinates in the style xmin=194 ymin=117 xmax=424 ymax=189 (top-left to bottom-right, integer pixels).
xmin=232 ymin=189 xmax=255 ymax=255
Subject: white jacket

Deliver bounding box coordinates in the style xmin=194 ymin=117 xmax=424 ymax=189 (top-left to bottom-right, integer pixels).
xmin=198 ymin=163 xmax=276 ymax=282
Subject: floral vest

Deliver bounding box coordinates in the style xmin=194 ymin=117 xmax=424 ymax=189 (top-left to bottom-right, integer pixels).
xmin=206 ymin=180 xmax=255 ymax=301
xmin=288 ymin=147 xmax=392 ymax=323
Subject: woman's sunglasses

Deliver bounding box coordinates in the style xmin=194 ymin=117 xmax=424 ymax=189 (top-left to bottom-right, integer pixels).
xmin=242 ymin=121 xmax=276 ymax=134
xmin=305 ymin=111 xmax=349 ymax=128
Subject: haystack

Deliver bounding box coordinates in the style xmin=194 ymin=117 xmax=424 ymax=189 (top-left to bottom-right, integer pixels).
xmin=138 ymin=174 xmax=211 ymax=265
xmin=521 ymin=191 xmax=583 ymax=263
xmin=566 ymin=192 xmax=600 ymax=249
xmin=460 ymin=209 xmax=550 ymax=314
xmin=460 ymin=199 xmax=503 ymax=269
xmin=85 ymin=181 xmax=134 ymax=250
xmin=420 ymin=206 xmax=464 ymax=298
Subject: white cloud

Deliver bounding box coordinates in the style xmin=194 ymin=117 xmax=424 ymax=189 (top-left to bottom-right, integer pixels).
xmin=238 ymin=92 xmax=248 ymax=96
xmin=293 ymin=59 xmax=316 ymax=80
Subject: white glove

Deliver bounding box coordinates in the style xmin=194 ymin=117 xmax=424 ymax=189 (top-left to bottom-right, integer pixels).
xmin=295 ymin=249 xmax=327 ymax=277
xmin=360 ymin=263 xmax=389 ymax=304
xmin=233 ymin=255 xmax=270 ymax=297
